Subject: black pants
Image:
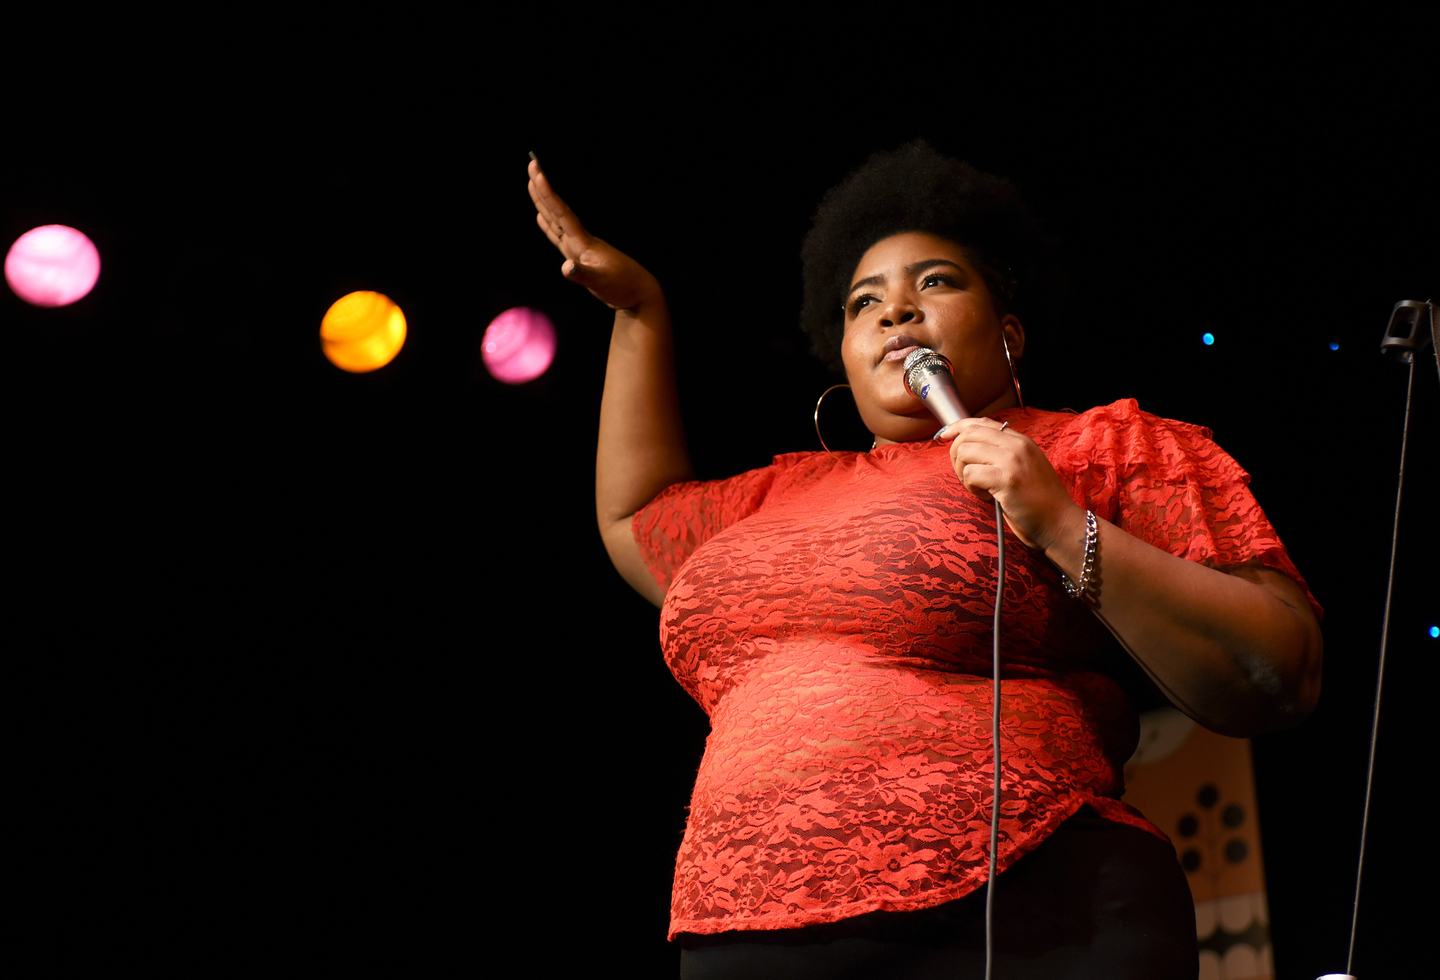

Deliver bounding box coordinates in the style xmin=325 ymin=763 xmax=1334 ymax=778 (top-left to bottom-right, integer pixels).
xmin=679 ymin=808 xmax=1198 ymax=980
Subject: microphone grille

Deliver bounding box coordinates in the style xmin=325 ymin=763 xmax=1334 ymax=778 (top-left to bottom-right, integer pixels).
xmin=901 ymin=347 xmax=937 ymax=374
xmin=902 ymin=348 xmax=954 ymax=398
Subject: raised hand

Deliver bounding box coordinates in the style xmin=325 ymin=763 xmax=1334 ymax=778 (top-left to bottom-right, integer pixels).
xmin=528 ymin=156 xmax=662 ymax=311
xmin=529 ymin=155 xmax=691 ymax=606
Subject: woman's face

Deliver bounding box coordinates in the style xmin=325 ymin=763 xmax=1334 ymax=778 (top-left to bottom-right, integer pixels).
xmin=841 ymin=232 xmax=1024 ymax=445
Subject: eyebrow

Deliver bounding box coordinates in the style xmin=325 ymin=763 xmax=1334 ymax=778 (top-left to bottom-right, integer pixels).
xmin=847 ymin=259 xmax=967 ymax=298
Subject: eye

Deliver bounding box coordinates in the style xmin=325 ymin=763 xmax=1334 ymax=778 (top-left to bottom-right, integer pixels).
xmin=847 ymin=293 xmax=877 ymax=318
xmin=921 ymin=272 xmax=958 ymax=290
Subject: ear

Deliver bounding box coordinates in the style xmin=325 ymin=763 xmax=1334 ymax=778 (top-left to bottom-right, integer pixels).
xmin=1001 ymin=315 xmax=1026 ymax=361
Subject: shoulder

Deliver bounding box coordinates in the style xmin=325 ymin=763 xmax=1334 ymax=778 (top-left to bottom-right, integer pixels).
xmin=1036 ymin=398 xmax=1212 ymax=442
xmin=1023 ymin=399 xmax=1241 ymax=478
xmin=646 ymin=450 xmax=842 ymax=514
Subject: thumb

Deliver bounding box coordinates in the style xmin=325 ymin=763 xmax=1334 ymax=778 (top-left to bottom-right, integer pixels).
xmin=561 ymin=258 xmax=591 ymax=283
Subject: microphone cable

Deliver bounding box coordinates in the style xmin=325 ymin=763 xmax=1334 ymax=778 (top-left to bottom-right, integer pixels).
xmin=905 ymin=346 xmax=1006 ymax=978
xmin=986 ymin=498 xmax=1004 ymax=980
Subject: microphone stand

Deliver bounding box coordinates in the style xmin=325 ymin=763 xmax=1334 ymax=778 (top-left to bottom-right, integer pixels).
xmin=1318 ymin=299 xmax=1435 ymax=980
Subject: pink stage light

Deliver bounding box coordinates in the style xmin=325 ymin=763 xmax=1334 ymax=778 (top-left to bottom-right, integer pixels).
xmin=5 ymin=225 xmax=101 ymax=307
xmin=483 ymin=307 xmax=556 ymax=384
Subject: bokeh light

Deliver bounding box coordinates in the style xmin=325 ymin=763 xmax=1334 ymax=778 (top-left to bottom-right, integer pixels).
xmin=1329 ymin=342 xmax=1340 ymax=351
xmin=1202 ymin=332 xmax=1215 ymax=346
xmin=483 ymin=307 xmax=556 ymax=384
xmin=1430 ymin=626 xmax=1438 ymax=639
xmin=5 ymin=225 xmax=101 ymax=307
xmin=320 ymin=291 xmax=406 ymax=373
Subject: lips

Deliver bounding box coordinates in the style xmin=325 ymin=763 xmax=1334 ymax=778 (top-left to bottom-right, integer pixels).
xmin=881 ymin=334 xmax=928 ymax=364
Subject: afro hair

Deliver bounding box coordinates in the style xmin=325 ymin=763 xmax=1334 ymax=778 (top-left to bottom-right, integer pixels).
xmin=799 ymin=141 xmax=1052 ymax=374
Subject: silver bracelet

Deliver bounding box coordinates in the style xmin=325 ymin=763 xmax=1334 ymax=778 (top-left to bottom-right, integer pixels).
xmin=1060 ymin=510 xmax=1098 ymax=599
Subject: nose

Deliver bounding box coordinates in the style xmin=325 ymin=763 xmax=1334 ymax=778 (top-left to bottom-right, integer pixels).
xmin=879 ymin=293 xmax=920 ymax=328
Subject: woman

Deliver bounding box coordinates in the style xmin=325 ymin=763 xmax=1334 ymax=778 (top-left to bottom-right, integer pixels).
xmin=528 ymin=143 xmax=1322 ymax=979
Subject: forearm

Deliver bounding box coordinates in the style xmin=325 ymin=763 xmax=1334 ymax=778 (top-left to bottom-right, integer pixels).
xmin=1043 ymin=506 xmax=1323 ymax=736
xmin=526 ymin=156 xmax=688 ymax=605
xmin=595 ymin=293 xmax=695 ymax=533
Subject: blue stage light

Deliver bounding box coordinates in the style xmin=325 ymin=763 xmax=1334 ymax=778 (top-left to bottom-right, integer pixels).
xmin=1430 ymin=626 xmax=1439 ymax=639
xmin=1202 ymin=333 xmax=1215 ymax=346
xmin=1329 ymin=342 xmax=1340 ymax=351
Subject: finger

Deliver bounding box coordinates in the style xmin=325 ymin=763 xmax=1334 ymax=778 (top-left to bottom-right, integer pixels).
xmin=527 ymin=163 xmax=591 ymax=248
xmin=933 ymin=420 xmax=961 ymax=442
xmin=560 ymin=259 xmax=609 ymax=295
xmin=534 ymin=209 xmax=565 ymax=250
xmin=951 ymin=439 xmax=1020 ymax=491
xmin=526 ymin=160 xmax=548 ymax=210
xmin=966 ymin=416 xmax=1012 ymax=434
xmin=529 ymin=183 xmax=589 ymax=264
xmin=528 ymin=177 xmax=568 ymax=240
xmin=947 ymin=417 xmax=1017 ymax=448
xmin=954 ymin=462 xmax=1000 ymax=501
xmin=527 ymin=171 xmax=560 ymax=225
xmin=950 ymin=438 xmax=1009 ymax=470
xmin=934 ymin=417 xmax=999 ymax=442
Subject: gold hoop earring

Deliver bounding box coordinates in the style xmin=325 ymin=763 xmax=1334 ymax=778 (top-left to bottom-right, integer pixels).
xmin=1001 ymin=333 xmax=1025 ymax=409
xmin=814 ymin=384 xmax=864 ymax=458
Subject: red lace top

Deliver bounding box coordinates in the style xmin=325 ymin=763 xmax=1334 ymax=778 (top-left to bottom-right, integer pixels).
xmin=633 ymin=399 xmax=1319 ymax=939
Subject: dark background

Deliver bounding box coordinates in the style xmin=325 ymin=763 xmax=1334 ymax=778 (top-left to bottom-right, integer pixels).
xmin=8 ymin=15 xmax=1435 ymax=976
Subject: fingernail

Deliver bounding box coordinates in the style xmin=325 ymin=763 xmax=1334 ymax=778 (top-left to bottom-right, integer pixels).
xmin=528 ymin=151 xmax=539 ymax=164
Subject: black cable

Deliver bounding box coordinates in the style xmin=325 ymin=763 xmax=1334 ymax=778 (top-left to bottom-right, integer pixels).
xmin=985 ymin=499 xmax=1005 ymax=980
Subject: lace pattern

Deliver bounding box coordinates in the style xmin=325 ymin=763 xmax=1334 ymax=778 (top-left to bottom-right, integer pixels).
xmin=634 ymin=399 xmax=1318 ymax=938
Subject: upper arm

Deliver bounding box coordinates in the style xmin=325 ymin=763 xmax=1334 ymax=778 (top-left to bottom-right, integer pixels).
xmin=601 ymin=515 xmax=667 ymax=608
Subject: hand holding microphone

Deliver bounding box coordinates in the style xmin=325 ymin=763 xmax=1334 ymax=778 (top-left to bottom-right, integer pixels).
xmin=906 ymin=347 xmax=1079 ymax=552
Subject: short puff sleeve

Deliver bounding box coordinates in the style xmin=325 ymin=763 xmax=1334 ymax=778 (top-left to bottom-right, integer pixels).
xmin=1051 ymin=399 xmax=1322 ymax=621
xmin=631 ymin=457 xmax=796 ymax=594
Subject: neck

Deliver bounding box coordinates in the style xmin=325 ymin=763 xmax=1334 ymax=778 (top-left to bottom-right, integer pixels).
xmin=871 ymin=389 xmax=1021 ymax=448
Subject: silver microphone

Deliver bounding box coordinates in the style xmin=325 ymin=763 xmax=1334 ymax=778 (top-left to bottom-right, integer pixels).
xmin=902 ymin=347 xmax=970 ymax=427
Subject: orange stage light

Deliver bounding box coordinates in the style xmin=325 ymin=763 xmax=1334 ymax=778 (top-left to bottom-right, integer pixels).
xmin=320 ymin=291 xmax=406 ymax=372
